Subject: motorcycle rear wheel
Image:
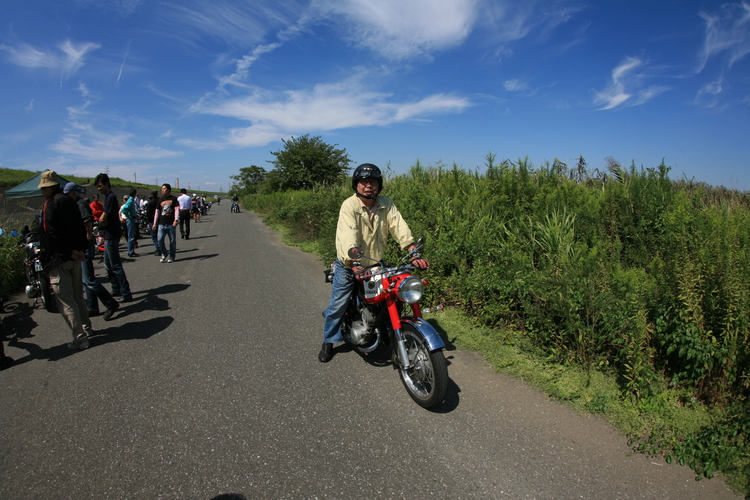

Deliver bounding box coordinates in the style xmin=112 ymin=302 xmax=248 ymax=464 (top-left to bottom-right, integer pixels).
xmin=398 ymin=323 xmax=448 ymax=409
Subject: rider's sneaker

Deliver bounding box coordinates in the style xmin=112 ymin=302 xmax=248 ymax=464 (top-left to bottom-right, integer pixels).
xmin=160 ymin=255 xmax=167 ymax=263
xmin=318 ymin=342 xmax=334 ymax=363
xmin=67 ymin=334 xmax=89 ymax=350
xmin=103 ymin=302 xmax=120 ymax=321
xmin=167 ymin=257 xmax=174 ymax=263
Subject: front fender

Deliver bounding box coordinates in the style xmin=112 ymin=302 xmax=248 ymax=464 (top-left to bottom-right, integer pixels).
xmin=401 ymin=316 xmax=446 ymax=352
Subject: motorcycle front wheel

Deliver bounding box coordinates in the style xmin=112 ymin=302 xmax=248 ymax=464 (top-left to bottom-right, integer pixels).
xmin=398 ymin=323 xmax=448 ymax=409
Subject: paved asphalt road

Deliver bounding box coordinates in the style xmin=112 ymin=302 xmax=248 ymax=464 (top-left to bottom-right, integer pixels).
xmin=0 ymin=203 xmax=741 ymax=499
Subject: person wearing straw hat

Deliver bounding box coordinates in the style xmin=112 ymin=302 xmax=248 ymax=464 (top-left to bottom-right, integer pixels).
xmin=38 ymin=171 xmax=93 ymax=350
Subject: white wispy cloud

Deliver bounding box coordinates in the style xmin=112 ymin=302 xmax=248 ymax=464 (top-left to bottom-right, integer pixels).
xmin=216 ymin=42 xmax=282 ymax=92
xmin=182 ymin=0 xmax=478 ymax=150
xmin=313 ymin=0 xmax=478 ymax=60
xmin=634 ymin=85 xmax=670 ymax=106
xmin=52 ymin=124 xmax=181 ymax=162
xmin=698 ymin=2 xmax=750 ymax=72
xmin=117 ymin=40 xmax=131 ymax=84
xmin=478 ymin=0 xmax=584 ymax=60
xmin=188 ymin=74 xmax=471 ymax=148
xmin=51 ymin=83 xmax=181 ymax=162
xmin=0 ymin=39 xmax=101 ymax=81
xmin=694 ymin=76 xmax=726 ymax=108
xmin=155 ymin=0 xmax=307 ymax=49
xmin=594 ymin=56 xmax=670 ymax=110
xmin=503 ymin=79 xmax=530 ymax=92
xmin=67 ymin=82 xmax=98 ymax=117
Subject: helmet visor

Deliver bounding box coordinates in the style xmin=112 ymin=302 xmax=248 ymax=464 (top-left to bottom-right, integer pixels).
xmin=354 ymin=165 xmax=381 ymax=181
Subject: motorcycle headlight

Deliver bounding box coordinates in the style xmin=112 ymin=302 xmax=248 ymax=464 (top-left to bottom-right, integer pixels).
xmin=397 ymin=276 xmax=424 ymax=304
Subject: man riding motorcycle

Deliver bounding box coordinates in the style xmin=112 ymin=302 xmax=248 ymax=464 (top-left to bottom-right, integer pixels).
xmin=319 ymin=163 xmax=428 ymax=363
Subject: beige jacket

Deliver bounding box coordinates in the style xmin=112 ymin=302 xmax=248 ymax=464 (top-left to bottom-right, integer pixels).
xmin=336 ymin=194 xmax=415 ymax=267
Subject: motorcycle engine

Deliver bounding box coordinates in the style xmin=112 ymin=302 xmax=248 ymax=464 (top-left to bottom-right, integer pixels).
xmin=349 ymin=304 xmax=378 ymax=346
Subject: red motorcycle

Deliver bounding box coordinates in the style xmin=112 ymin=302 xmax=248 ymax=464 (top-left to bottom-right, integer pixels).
xmin=327 ymin=238 xmax=448 ymax=408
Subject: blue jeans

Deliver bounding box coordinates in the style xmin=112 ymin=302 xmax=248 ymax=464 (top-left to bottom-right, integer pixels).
xmin=82 ymin=239 xmax=117 ymax=313
xmin=103 ymin=238 xmax=132 ymax=298
xmin=126 ymin=219 xmax=138 ymax=255
xmin=158 ymin=224 xmax=177 ymax=259
xmin=322 ymin=260 xmax=355 ymax=344
xmin=148 ymin=225 xmax=159 ymax=252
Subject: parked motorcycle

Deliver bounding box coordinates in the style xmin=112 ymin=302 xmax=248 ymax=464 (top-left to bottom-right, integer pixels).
xmin=92 ymin=221 xmax=105 ymax=255
xmin=326 ymin=238 xmax=448 ymax=408
xmin=0 ymin=239 xmax=11 ymax=370
xmin=20 ymin=226 xmax=57 ymax=313
xmin=137 ymin=207 xmax=151 ymax=236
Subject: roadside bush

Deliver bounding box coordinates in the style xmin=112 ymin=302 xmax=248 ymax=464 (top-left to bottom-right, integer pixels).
xmin=0 ymin=234 xmax=24 ymax=301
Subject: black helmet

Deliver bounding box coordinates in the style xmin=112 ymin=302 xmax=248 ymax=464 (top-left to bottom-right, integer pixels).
xmin=351 ymin=163 xmax=383 ymax=195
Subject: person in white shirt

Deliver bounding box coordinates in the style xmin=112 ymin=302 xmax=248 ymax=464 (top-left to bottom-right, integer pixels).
xmin=177 ymin=188 xmax=193 ymax=239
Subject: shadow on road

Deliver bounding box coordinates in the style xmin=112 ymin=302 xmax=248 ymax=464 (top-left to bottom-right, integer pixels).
xmin=349 ymin=339 xmax=461 ymax=413
xmin=0 ymin=282 xmax=189 ymax=368
xmin=176 ymin=252 xmax=219 ymax=262
xmin=6 ymin=316 xmax=174 ymax=366
xmin=89 ymin=315 xmax=174 ymax=348
xmin=184 ymin=234 xmax=217 ymax=240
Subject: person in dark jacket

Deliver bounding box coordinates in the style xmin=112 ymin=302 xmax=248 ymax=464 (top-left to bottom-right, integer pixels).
xmin=64 ymin=182 xmax=120 ymax=321
xmin=38 ymin=171 xmax=93 ymax=350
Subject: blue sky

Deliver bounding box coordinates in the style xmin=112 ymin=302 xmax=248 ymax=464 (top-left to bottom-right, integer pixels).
xmin=1 ymin=0 xmax=749 ymax=192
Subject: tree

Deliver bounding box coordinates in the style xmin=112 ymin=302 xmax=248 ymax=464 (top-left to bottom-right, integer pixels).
xmin=268 ymin=134 xmax=351 ymax=190
xmin=230 ymin=165 xmax=267 ymax=195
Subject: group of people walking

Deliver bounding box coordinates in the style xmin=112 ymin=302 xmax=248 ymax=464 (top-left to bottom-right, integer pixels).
xmin=1 ymin=172 xmax=209 ymax=359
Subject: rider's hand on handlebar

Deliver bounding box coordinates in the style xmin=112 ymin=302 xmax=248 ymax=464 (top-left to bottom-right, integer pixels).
xmin=411 ymin=257 xmax=429 ymax=270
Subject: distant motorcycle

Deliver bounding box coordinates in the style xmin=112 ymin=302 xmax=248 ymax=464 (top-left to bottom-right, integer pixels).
xmin=20 ymin=226 xmax=57 ymax=313
xmin=326 ymin=237 xmax=448 ymax=408
xmin=231 ymin=201 xmax=240 ymax=213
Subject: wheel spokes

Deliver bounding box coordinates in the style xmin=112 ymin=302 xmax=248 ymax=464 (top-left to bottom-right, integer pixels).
xmin=403 ymin=336 xmax=435 ymax=397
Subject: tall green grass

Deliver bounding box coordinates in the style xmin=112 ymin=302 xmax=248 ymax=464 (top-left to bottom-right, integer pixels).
xmin=244 ymin=158 xmax=750 ymax=492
